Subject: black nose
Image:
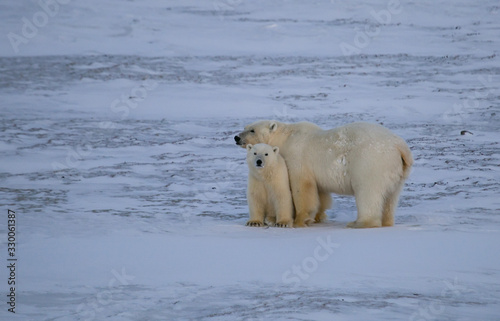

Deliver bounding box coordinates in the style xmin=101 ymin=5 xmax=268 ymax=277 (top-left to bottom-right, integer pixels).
xmin=256 ymin=159 xmax=262 ymax=166
xmin=234 ymin=136 xmax=240 ymax=142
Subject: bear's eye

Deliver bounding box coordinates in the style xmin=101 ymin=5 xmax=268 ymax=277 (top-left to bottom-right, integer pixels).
xmin=265 ymin=153 xmax=268 ymax=156
xmin=254 ymin=152 xmax=257 ymax=155
xmin=250 ymin=129 xmax=255 ymax=133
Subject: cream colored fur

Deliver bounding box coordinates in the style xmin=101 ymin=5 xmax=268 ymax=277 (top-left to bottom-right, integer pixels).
xmin=237 ymin=121 xmax=413 ymax=228
xmin=246 ymin=143 xmax=294 ymax=228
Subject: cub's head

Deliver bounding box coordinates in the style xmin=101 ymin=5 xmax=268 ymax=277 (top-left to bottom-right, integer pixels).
xmin=234 ymin=120 xmax=279 ymax=148
xmin=246 ymin=143 xmax=280 ymax=170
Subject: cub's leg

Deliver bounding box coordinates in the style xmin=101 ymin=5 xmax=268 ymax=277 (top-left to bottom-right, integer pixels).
xmin=314 ymin=191 xmax=332 ymax=223
xmin=270 ymin=181 xmax=294 ymax=228
xmin=246 ymin=179 xmax=267 ymax=227
xmin=265 ymin=201 xmax=277 ymax=226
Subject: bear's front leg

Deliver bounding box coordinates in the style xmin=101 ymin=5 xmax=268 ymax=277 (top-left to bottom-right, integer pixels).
xmin=290 ymin=177 xmax=319 ymax=227
xmin=314 ymin=192 xmax=332 ymax=223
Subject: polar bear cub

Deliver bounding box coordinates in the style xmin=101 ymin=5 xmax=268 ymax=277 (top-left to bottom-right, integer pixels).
xmin=246 ymin=143 xmax=294 ymax=228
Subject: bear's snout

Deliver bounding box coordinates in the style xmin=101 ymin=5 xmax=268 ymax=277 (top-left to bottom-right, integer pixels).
xmin=234 ymin=135 xmax=241 ymax=144
xmin=256 ymin=159 xmax=263 ymax=167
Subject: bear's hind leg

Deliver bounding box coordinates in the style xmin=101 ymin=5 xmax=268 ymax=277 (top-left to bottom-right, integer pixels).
xmin=382 ymin=182 xmax=404 ymax=227
xmin=348 ymin=188 xmax=384 ymax=228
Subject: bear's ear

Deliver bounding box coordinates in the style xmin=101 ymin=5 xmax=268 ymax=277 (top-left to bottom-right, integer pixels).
xmin=273 ymin=146 xmax=279 ymax=154
xmin=246 ymin=144 xmax=253 ymax=151
xmin=269 ymin=121 xmax=278 ymax=132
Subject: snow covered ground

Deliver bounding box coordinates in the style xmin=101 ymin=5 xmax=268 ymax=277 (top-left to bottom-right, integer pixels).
xmin=1 ymin=0 xmax=499 ymax=320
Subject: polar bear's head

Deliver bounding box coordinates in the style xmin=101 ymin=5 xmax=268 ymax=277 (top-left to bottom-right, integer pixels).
xmin=246 ymin=143 xmax=280 ymax=170
xmin=234 ymin=120 xmax=279 ymax=148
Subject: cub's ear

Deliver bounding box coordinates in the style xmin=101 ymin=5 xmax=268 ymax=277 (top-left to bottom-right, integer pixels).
xmin=269 ymin=121 xmax=278 ymax=132
xmin=246 ymin=144 xmax=253 ymax=151
xmin=273 ymin=146 xmax=279 ymax=154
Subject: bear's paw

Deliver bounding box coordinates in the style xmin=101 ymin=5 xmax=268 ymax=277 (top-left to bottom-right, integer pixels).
xmin=314 ymin=212 xmax=327 ymax=223
xmin=275 ymin=220 xmax=293 ymax=228
xmin=346 ymin=220 xmax=382 ymax=228
xmin=246 ymin=220 xmax=264 ymax=227
xmin=293 ymin=218 xmax=314 ymax=228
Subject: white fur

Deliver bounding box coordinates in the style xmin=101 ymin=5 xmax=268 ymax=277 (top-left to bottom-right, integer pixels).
xmin=246 ymin=143 xmax=294 ymax=228
xmin=236 ymin=121 xmax=413 ymax=228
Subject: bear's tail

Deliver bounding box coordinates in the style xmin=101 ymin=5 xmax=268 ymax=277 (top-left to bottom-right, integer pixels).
xmin=396 ymin=140 xmax=413 ymax=180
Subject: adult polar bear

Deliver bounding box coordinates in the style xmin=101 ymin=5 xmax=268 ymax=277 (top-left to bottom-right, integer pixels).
xmin=234 ymin=121 xmax=413 ymax=228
